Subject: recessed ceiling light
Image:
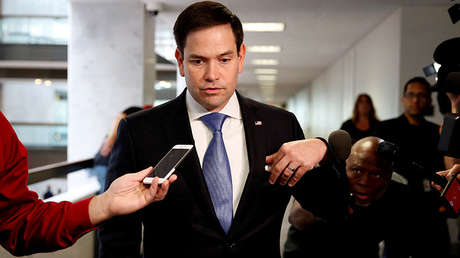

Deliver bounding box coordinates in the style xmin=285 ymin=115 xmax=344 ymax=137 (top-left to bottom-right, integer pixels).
xmin=254 ymin=68 xmax=278 ymax=75
xmin=257 ymin=75 xmax=277 ymax=81
xmin=243 ymin=23 xmax=285 ymax=32
xmin=34 ymin=79 xmax=42 ymax=85
xmin=252 ymin=59 xmax=279 ymax=66
xmin=247 ymin=45 xmax=281 ymax=53
xmin=44 ymin=80 xmax=52 ymax=86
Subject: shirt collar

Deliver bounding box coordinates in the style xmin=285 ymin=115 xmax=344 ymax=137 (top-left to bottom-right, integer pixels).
xmin=186 ymin=89 xmax=242 ymax=121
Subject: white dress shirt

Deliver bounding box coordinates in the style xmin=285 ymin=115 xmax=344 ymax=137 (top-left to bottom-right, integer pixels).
xmin=186 ymin=90 xmax=249 ymax=215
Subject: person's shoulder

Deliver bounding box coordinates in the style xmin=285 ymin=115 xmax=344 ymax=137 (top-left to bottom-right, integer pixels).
xmin=341 ymin=119 xmax=353 ymax=127
xmin=379 ymin=116 xmax=400 ymax=126
xmin=239 ymin=94 xmax=296 ymax=120
xmin=126 ymin=96 xmax=183 ymax=123
xmin=424 ymin=119 xmax=440 ymax=130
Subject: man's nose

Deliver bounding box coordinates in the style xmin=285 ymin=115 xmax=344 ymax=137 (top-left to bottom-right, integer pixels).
xmin=205 ymin=61 xmax=219 ymax=82
xmin=357 ymin=173 xmax=370 ymax=184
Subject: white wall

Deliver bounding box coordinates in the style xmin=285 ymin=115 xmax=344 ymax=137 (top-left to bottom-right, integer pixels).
xmin=289 ymin=9 xmax=402 ymax=138
xmin=400 ymin=5 xmax=459 ymax=124
xmin=288 ymin=5 xmax=458 ymax=137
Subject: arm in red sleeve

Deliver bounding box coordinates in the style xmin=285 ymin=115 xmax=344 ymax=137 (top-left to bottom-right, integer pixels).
xmin=0 ymin=112 xmax=96 ymax=256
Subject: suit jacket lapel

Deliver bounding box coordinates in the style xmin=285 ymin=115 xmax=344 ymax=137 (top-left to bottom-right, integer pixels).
xmin=229 ymin=92 xmax=267 ymax=234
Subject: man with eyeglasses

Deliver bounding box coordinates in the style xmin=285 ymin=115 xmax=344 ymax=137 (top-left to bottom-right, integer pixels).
xmin=375 ymin=77 xmax=449 ymax=256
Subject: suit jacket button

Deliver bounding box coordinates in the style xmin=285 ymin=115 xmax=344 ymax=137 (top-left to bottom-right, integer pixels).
xmin=227 ymin=242 xmax=236 ymax=248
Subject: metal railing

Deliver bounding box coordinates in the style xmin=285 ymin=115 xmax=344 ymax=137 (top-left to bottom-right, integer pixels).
xmin=28 ymin=158 xmax=94 ymax=185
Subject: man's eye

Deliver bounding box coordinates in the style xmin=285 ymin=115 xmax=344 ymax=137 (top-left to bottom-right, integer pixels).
xmin=191 ymin=59 xmax=203 ymax=65
xmin=221 ymin=58 xmax=231 ymax=63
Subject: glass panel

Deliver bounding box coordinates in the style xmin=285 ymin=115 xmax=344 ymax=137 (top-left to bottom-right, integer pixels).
xmin=0 ymin=17 xmax=68 ymax=45
xmin=11 ymin=124 xmax=67 ymax=147
xmin=1 ymin=0 xmax=68 ymax=17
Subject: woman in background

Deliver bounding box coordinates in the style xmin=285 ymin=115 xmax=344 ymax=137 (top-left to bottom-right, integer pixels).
xmin=341 ymin=94 xmax=379 ymax=143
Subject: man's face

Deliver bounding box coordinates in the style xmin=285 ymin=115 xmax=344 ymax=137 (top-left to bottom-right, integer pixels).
xmin=346 ymin=149 xmax=391 ymax=207
xmin=402 ymin=82 xmax=431 ymax=116
xmin=175 ymin=24 xmax=245 ymax=112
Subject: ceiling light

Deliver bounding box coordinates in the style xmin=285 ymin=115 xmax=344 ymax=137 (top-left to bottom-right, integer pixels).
xmin=44 ymin=80 xmax=52 ymax=86
xmin=247 ymin=45 xmax=281 ymax=53
xmin=243 ymin=23 xmax=285 ymax=32
xmin=254 ymin=68 xmax=278 ymax=75
xmin=252 ymin=59 xmax=279 ymax=66
xmin=257 ymin=75 xmax=277 ymax=81
xmin=260 ymin=82 xmax=276 ymax=88
xmin=34 ymin=79 xmax=42 ymax=85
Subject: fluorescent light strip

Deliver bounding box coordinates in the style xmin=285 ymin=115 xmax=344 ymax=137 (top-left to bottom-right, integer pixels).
xmin=254 ymin=68 xmax=278 ymax=75
xmin=247 ymin=45 xmax=281 ymax=53
xmin=252 ymin=59 xmax=279 ymax=66
xmin=257 ymin=75 xmax=277 ymax=81
xmin=243 ymin=23 xmax=285 ymax=32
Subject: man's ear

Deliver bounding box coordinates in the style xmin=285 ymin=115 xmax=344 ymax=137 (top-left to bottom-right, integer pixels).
xmin=175 ymin=48 xmax=185 ymax=77
xmin=237 ymin=43 xmax=246 ymax=74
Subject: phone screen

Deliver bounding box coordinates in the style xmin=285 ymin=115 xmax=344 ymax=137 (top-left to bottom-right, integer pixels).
xmin=149 ymin=148 xmax=191 ymax=179
xmin=444 ymin=178 xmax=460 ymax=214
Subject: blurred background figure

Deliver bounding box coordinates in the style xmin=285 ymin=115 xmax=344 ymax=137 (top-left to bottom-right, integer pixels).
xmin=91 ymin=106 xmax=143 ymax=193
xmin=340 ymin=94 xmax=379 ymax=144
xmin=43 ymin=185 xmax=54 ymax=199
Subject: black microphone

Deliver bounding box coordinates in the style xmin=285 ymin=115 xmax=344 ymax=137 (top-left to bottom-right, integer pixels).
xmin=327 ymin=130 xmax=352 ymax=162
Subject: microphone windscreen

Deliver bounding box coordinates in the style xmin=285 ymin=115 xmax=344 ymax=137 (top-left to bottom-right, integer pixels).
xmin=328 ymin=130 xmax=352 ymax=161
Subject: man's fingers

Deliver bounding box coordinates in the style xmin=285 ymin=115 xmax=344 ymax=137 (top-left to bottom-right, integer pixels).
xmin=266 ymin=151 xmax=283 ymax=167
xmin=288 ymin=166 xmax=309 ymax=187
xmin=135 ymin=166 xmax=153 ymax=181
xmin=146 ymin=177 xmax=159 ymax=201
xmin=431 ymin=181 xmax=442 ymax=191
xmin=266 ymin=153 xmax=276 ymax=165
xmin=279 ymin=162 xmax=300 ymax=186
xmin=269 ymin=155 xmax=289 ymax=184
xmin=155 ymin=180 xmax=170 ymax=201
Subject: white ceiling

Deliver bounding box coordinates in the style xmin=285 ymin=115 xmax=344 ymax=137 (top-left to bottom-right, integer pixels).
xmin=154 ymin=0 xmax=450 ymax=104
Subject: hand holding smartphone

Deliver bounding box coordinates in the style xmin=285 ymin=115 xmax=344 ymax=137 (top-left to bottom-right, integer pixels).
xmin=143 ymin=144 xmax=194 ymax=184
xmin=441 ymin=174 xmax=460 ymax=214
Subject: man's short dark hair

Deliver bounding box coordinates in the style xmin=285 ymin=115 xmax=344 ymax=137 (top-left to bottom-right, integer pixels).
xmin=173 ymin=1 xmax=244 ymax=55
xmin=403 ymin=77 xmax=432 ymax=95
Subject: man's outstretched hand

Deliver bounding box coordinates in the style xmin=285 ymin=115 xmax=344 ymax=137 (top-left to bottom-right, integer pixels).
xmin=89 ymin=167 xmax=177 ymax=225
xmin=266 ymin=138 xmax=327 ymax=187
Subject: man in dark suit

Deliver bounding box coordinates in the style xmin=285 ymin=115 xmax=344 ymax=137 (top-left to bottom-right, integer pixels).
xmin=375 ymin=77 xmax=450 ymax=256
xmin=98 ymin=2 xmax=345 ymax=257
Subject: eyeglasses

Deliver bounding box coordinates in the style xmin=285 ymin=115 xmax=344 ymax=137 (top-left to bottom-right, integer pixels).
xmin=404 ymin=93 xmax=429 ymax=100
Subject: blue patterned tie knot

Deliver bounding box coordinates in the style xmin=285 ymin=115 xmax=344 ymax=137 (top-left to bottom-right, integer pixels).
xmin=201 ymin=112 xmax=227 ymax=133
xmin=200 ymin=112 xmax=233 ymax=234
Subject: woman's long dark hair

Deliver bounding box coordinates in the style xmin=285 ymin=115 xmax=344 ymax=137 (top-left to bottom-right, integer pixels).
xmin=351 ymin=94 xmax=378 ymax=124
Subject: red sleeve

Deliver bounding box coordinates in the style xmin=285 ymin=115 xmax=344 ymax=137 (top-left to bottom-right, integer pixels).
xmin=0 ymin=112 xmax=97 ymax=256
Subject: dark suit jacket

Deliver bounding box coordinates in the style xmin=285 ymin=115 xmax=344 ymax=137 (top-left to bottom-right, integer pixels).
xmin=98 ymin=91 xmax=346 ymax=258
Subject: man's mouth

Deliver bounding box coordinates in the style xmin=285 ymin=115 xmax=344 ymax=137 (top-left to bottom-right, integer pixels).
xmin=353 ymin=192 xmax=371 ymax=201
xmin=202 ymin=87 xmax=223 ymax=94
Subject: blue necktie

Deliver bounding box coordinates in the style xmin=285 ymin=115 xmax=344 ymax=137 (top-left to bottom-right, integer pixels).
xmin=201 ymin=112 xmax=233 ymax=234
